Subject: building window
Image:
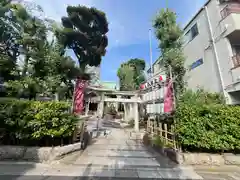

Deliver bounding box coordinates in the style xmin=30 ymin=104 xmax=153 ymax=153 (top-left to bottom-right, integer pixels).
xmin=183 ymin=23 xmax=199 ymax=44
xmin=232 ymin=45 xmax=240 ymax=68
xmin=191 ymin=24 xmax=199 ymax=39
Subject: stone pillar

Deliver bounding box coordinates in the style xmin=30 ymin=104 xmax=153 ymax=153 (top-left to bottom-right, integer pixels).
xmin=116 ymin=95 xmax=120 ymax=112
xmin=97 ymin=93 xmax=104 ymax=118
xmin=134 ymin=102 xmax=139 ymax=132
xmin=85 ymin=100 xmax=90 ymax=116
xmin=124 ymin=103 xmax=128 ymax=121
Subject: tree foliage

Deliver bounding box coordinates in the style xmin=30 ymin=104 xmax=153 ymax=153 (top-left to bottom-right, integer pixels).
xmin=117 ymin=64 xmax=135 ymax=91
xmin=59 ymin=5 xmax=109 ymax=79
xmin=0 ymin=1 xmax=81 ymax=100
xmin=0 ymin=1 xmax=23 ymax=80
xmin=117 ymin=58 xmax=146 ymax=91
xmin=175 ymin=90 xmax=240 ymax=152
xmin=153 ymin=9 xmax=185 ymax=97
xmin=0 ymin=98 xmax=79 ymax=146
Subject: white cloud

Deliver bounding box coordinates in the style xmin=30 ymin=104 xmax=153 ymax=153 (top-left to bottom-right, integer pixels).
xmin=20 ymin=0 xmax=207 ymax=49
xmin=20 ymin=0 xmax=142 ymax=49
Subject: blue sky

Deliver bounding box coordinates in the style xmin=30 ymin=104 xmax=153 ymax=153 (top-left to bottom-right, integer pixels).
xmin=25 ymin=0 xmax=206 ymax=82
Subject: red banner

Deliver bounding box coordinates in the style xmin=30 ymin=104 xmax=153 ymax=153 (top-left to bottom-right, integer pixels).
xmin=73 ymin=79 xmax=87 ymax=114
xmin=164 ymin=79 xmax=174 ymax=113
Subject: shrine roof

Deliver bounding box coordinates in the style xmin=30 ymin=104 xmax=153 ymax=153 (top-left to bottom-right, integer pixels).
xmin=86 ymin=85 xmax=139 ymax=96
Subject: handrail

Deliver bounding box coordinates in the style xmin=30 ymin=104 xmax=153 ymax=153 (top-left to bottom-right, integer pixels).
xmin=221 ymin=3 xmax=240 ymax=19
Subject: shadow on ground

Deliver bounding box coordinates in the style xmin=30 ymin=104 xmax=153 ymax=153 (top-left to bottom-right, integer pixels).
xmin=0 ymin=119 xmax=203 ymax=179
xmin=53 ymin=119 xmax=203 ymax=180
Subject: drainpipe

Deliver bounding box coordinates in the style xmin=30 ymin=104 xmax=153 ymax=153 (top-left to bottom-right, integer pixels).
xmin=205 ymin=6 xmax=229 ymax=104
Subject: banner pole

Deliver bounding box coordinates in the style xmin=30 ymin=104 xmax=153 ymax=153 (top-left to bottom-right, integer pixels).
xmin=169 ymin=65 xmax=176 ymax=111
xmin=71 ymin=79 xmax=77 ymax=113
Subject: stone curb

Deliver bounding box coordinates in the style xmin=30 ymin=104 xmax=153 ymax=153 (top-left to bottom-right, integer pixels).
xmin=154 ymin=147 xmax=240 ymax=166
xmin=139 ymin=132 xmax=240 ymax=166
xmin=0 ymin=142 xmax=81 ymax=163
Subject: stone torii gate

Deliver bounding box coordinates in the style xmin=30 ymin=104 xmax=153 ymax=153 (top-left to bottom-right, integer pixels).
xmin=84 ymin=86 xmax=142 ymax=132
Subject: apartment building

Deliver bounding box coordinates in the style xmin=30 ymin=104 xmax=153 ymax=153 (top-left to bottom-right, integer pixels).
xmin=183 ymin=0 xmax=240 ymax=104
xmin=149 ymin=0 xmax=240 ymax=104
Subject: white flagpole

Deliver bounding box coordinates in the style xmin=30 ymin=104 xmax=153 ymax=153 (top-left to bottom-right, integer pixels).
xmin=169 ymin=65 xmax=176 ymax=111
xmin=71 ymin=79 xmax=77 ymax=113
xmin=149 ymin=29 xmax=153 ymax=77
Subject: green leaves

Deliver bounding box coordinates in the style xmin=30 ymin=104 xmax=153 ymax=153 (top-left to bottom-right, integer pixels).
xmin=117 ymin=58 xmax=146 ymax=91
xmin=59 ymin=5 xmax=109 ymax=73
xmin=153 ymin=9 xmax=185 ymax=97
xmin=175 ymin=90 xmax=240 ymax=153
xmin=117 ymin=64 xmax=135 ymax=91
xmin=0 ymin=99 xmax=79 ymax=141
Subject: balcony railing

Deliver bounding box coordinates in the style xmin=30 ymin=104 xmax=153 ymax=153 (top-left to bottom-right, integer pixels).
xmin=232 ymin=53 xmax=240 ymax=68
xmin=221 ymin=3 xmax=240 ymax=19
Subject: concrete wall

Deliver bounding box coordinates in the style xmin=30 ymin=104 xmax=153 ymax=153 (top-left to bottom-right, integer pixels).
xmin=182 ymin=0 xmax=240 ymax=103
xmin=183 ymin=0 xmax=223 ymax=93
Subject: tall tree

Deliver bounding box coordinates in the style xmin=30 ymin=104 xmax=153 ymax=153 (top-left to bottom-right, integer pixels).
xmin=0 ymin=0 xmax=20 ymax=58
xmin=44 ymin=42 xmax=80 ymax=100
xmin=117 ymin=58 xmax=146 ymax=91
xmin=153 ymin=9 xmax=186 ymax=97
xmin=12 ymin=3 xmax=48 ymax=77
xmin=117 ymin=64 xmax=135 ymax=91
xmin=0 ymin=2 xmax=88 ymax=100
xmin=0 ymin=0 xmax=22 ymax=81
xmin=59 ymin=5 xmax=109 ymax=80
xmin=0 ymin=1 xmax=46 ymax=81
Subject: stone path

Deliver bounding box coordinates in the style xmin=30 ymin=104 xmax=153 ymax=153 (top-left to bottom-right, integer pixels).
xmin=1 ymin=118 xmax=239 ymax=179
xmin=194 ymin=166 xmax=240 ymax=180
xmin=58 ymin=123 xmax=203 ymax=179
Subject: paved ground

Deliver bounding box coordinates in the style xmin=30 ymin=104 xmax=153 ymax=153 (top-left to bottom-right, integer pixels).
xmin=194 ymin=166 xmax=240 ymax=180
xmin=57 ymin=127 xmax=203 ymax=179
xmin=0 ymin=118 xmax=239 ymax=179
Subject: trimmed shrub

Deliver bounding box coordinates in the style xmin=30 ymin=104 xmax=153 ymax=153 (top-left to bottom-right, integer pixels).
xmin=0 ymin=98 xmax=79 ymax=146
xmin=178 ymin=89 xmax=224 ymax=105
xmin=175 ymin=90 xmax=240 ymax=153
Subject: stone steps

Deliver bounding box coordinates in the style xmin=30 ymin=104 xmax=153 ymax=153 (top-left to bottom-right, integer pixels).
xmin=82 ymin=150 xmax=155 ymax=158
xmin=44 ymin=164 xmax=203 ymax=179
xmin=0 ymin=162 xmax=203 ymax=179
xmin=58 ymin=128 xmax=204 ymax=179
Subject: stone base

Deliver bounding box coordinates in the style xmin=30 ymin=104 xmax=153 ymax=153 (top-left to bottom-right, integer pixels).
xmin=0 ymin=142 xmax=82 ymax=163
xmin=141 ymin=133 xmax=240 ymax=166
xmin=151 ymin=147 xmax=240 ymax=166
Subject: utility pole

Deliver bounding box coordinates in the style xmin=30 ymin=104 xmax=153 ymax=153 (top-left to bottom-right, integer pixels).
xmin=149 ymin=28 xmax=156 ymax=115
xmin=149 ymin=28 xmax=153 ymax=77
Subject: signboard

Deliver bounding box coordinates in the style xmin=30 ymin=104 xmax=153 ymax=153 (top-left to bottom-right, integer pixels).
xmin=140 ymin=75 xmax=166 ymax=90
xmin=190 ymin=58 xmax=203 ymax=70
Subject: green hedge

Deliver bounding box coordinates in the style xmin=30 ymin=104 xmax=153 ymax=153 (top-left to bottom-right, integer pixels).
xmin=0 ymin=98 xmax=79 ymax=146
xmin=175 ymin=90 xmax=240 ymax=153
